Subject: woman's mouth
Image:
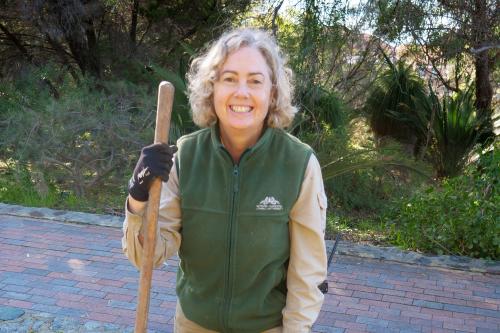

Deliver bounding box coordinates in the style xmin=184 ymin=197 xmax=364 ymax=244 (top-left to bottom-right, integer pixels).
xmin=230 ymin=105 xmax=253 ymax=113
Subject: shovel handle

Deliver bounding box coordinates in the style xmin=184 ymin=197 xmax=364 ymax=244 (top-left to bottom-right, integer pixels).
xmin=135 ymin=81 xmax=174 ymax=333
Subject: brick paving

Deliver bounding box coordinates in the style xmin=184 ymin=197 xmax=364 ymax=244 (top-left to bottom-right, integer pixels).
xmin=0 ymin=214 xmax=499 ymax=333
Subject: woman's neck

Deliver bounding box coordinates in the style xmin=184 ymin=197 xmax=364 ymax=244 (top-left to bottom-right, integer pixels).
xmin=219 ymin=125 xmax=264 ymax=164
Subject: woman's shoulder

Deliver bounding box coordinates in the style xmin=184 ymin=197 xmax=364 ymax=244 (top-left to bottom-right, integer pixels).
xmin=272 ymin=128 xmax=313 ymax=153
xmin=176 ymin=127 xmax=212 ymax=146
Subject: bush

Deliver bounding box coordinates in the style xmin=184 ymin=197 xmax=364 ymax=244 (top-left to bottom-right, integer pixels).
xmin=0 ymin=67 xmax=189 ymax=210
xmin=300 ymin=117 xmax=430 ymax=240
xmin=364 ymin=59 xmax=427 ymax=146
xmin=2 ymin=79 xmax=142 ymax=195
xmin=0 ymin=161 xmax=102 ymax=213
xmin=424 ymin=87 xmax=492 ymax=177
xmin=384 ymin=141 xmax=500 ymax=259
xmin=294 ymin=86 xmax=347 ymax=133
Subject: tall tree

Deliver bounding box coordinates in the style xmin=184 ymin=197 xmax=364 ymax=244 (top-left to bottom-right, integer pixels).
xmin=0 ymin=0 xmax=252 ymax=80
xmin=372 ymin=0 xmax=499 ymax=115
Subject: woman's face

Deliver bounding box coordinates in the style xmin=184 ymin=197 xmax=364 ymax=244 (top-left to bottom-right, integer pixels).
xmin=213 ymin=46 xmax=273 ymax=138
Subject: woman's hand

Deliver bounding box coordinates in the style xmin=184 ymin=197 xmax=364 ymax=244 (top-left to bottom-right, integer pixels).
xmin=128 ymin=143 xmax=177 ymax=202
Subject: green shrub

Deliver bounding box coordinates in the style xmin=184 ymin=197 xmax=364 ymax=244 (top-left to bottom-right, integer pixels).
xmin=0 ymin=68 xmax=185 ymax=210
xmin=426 ymin=87 xmax=492 ymax=177
xmin=384 ymin=141 xmax=500 ymax=259
xmin=0 ymin=161 xmax=112 ymax=213
xmin=301 ymin=119 xmax=430 ymax=236
xmin=110 ymin=59 xmax=195 ymax=138
xmin=364 ymin=56 xmax=493 ymax=179
xmin=2 ymin=79 xmax=140 ymax=195
xmin=0 ymin=161 xmax=60 ymax=208
xmin=364 ymin=59 xmax=427 ymax=145
xmin=294 ymin=86 xmax=347 ymax=133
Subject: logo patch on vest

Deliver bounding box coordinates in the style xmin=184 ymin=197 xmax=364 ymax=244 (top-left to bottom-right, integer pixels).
xmin=256 ymin=196 xmax=283 ymax=211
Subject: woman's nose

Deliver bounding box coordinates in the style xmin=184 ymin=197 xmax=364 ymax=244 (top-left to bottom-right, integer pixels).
xmin=234 ymin=82 xmax=250 ymax=97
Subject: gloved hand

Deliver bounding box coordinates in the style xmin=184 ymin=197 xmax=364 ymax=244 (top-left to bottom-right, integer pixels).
xmin=128 ymin=143 xmax=177 ymax=202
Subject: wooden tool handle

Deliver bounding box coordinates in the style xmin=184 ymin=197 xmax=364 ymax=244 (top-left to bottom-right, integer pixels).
xmin=135 ymin=81 xmax=174 ymax=333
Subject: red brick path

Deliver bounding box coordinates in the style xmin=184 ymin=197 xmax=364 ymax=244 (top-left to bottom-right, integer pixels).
xmin=0 ymin=215 xmax=499 ymax=332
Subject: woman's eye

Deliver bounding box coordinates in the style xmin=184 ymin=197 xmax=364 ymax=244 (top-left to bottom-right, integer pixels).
xmin=223 ymin=77 xmax=235 ymax=83
xmin=250 ymin=79 xmax=262 ymax=85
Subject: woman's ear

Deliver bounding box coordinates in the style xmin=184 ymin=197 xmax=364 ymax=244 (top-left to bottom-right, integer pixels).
xmin=270 ymin=85 xmax=277 ymax=107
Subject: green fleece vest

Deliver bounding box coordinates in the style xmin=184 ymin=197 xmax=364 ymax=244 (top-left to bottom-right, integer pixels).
xmin=175 ymin=125 xmax=312 ymax=333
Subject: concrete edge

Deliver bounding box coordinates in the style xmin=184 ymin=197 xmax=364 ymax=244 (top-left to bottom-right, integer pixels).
xmin=0 ymin=202 xmax=123 ymax=228
xmin=1 ymin=202 xmax=499 ymax=274
xmin=327 ymin=241 xmax=500 ymax=275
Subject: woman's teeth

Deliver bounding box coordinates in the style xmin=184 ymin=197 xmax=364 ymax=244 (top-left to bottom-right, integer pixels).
xmin=230 ymin=105 xmax=252 ymax=113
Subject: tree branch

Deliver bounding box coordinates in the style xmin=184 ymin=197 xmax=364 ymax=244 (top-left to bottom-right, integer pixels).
xmin=271 ymin=0 xmax=284 ymax=38
xmin=470 ymin=44 xmax=500 ymax=54
xmin=412 ymin=31 xmax=459 ymax=92
xmin=0 ymin=22 xmax=34 ymax=62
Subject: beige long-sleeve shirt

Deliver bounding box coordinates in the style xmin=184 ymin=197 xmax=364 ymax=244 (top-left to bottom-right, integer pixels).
xmin=122 ymin=154 xmax=327 ymax=332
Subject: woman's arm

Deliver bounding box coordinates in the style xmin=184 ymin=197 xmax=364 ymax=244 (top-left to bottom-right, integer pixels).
xmin=122 ymin=161 xmax=182 ymax=269
xmin=282 ymin=154 xmax=328 ymax=332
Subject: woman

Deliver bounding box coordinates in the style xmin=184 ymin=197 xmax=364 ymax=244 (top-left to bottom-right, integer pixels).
xmin=122 ymin=28 xmax=327 ymax=333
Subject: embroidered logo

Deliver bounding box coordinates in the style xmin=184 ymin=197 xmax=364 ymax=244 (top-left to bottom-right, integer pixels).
xmin=256 ymin=196 xmax=283 ymax=211
xmin=137 ymin=166 xmax=150 ymax=184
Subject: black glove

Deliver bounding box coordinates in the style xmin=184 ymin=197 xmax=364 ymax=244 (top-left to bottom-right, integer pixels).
xmin=128 ymin=143 xmax=177 ymax=202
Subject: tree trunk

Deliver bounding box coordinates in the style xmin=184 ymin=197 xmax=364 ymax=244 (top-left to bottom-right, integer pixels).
xmin=471 ymin=0 xmax=493 ymax=115
xmin=45 ymin=34 xmax=81 ymax=83
xmin=0 ymin=22 xmax=60 ymax=97
xmin=130 ymin=0 xmax=140 ymax=49
xmin=64 ymin=23 xmax=101 ymax=78
xmin=474 ymin=51 xmax=492 ymax=114
xmin=84 ymin=19 xmax=101 ymax=78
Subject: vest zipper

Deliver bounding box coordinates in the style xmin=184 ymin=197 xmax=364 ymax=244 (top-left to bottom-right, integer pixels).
xmin=221 ymin=165 xmax=239 ymax=332
xmin=219 ymin=147 xmax=251 ymax=331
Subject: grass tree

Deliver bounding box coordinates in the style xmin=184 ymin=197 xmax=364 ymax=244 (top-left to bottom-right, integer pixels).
xmin=365 ymin=53 xmax=494 ymax=178
xmin=364 ymin=56 xmax=427 ymax=153
xmin=425 ymin=87 xmax=493 ymax=177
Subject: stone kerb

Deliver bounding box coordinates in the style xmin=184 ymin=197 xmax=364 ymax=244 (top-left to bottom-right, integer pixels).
xmin=327 ymin=240 xmax=500 ymax=275
xmin=0 ymin=203 xmax=122 ymax=228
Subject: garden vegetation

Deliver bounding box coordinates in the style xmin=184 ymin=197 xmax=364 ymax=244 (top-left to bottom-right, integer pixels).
xmin=0 ymin=0 xmax=498 ymax=259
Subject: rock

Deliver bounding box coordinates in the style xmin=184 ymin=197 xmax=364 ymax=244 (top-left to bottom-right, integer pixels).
xmin=0 ymin=306 xmax=25 ymax=321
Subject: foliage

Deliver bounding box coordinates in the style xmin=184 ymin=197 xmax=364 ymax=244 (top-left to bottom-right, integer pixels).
xmin=384 ymin=141 xmax=500 ymax=259
xmin=426 ymin=87 xmax=494 ymax=177
xmin=326 ymin=212 xmax=387 ymax=244
xmin=393 ymin=83 xmax=494 ymax=177
xmin=364 ymin=58 xmax=427 ymax=147
xmin=0 ymin=0 xmax=251 ymax=81
xmin=291 ymin=0 xmax=386 ymax=108
xmin=365 ymin=54 xmax=493 ymax=178
xmin=1 ymin=0 xmax=496 ymax=262
xmin=0 ymin=160 xmax=104 ymax=213
xmin=0 ymin=66 xmax=185 ymax=201
xmin=292 ymin=86 xmax=348 ymax=134
xmin=372 ymin=0 xmax=499 ymax=113
xmin=241 ymin=0 xmax=387 ymax=116
xmin=112 ymin=59 xmax=195 ymax=138
xmin=301 ymin=117 xmax=430 ymax=236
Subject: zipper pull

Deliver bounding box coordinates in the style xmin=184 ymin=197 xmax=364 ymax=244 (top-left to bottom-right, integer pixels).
xmin=233 ymin=167 xmax=239 ymax=192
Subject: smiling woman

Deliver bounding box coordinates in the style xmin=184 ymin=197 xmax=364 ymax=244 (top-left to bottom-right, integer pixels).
xmin=122 ymin=28 xmax=328 ymax=333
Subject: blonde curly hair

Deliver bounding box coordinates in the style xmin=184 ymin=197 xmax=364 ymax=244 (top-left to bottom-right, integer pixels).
xmin=187 ymin=28 xmax=297 ymax=129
